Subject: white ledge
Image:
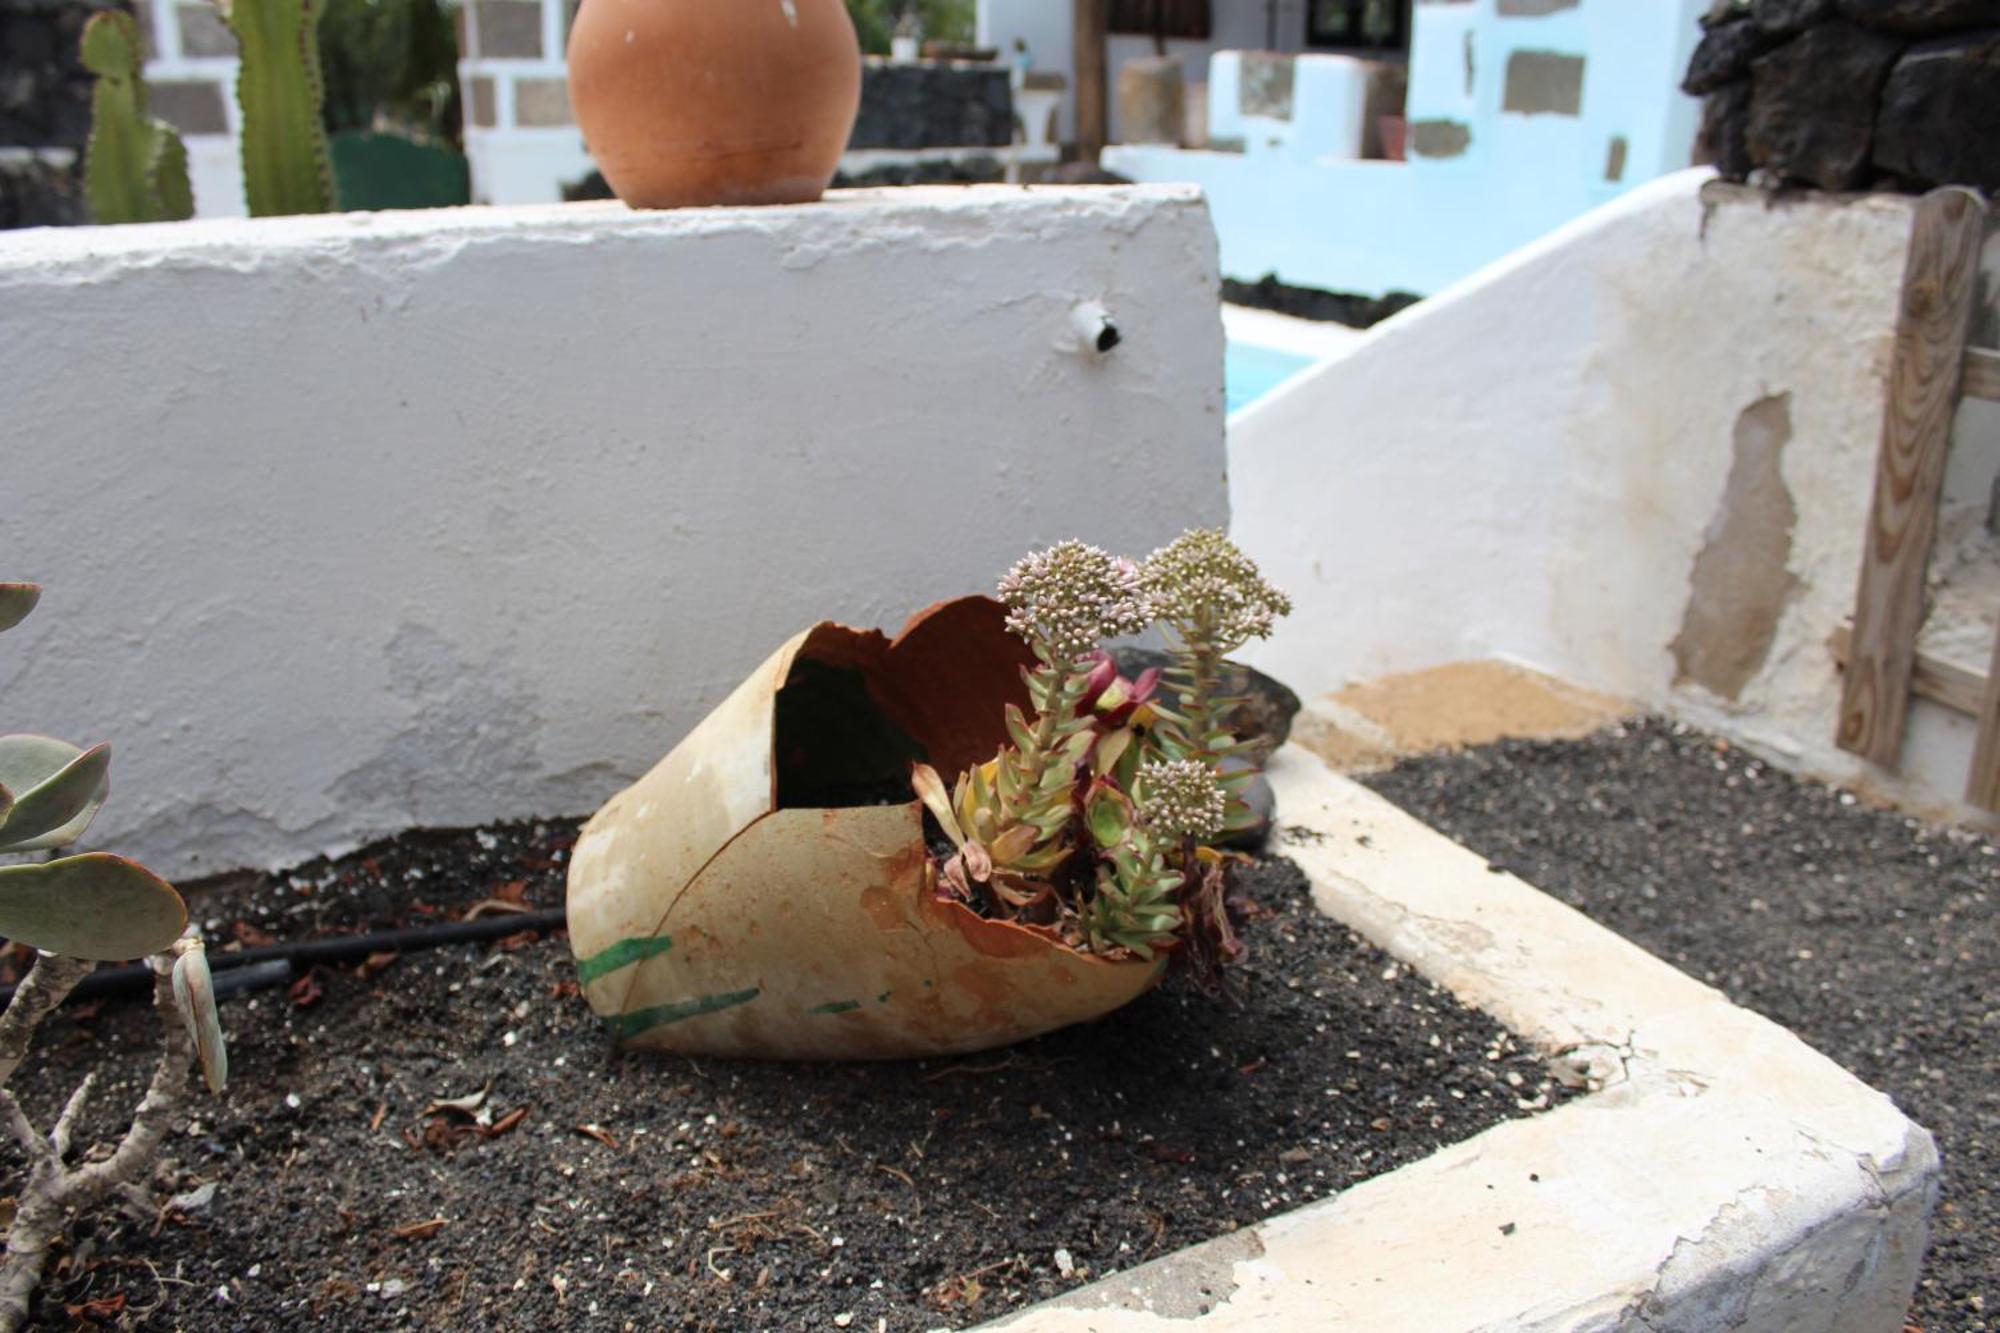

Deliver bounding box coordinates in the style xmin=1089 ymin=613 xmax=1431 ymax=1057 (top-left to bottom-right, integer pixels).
xmin=982 ymin=746 xmax=1937 ymax=1331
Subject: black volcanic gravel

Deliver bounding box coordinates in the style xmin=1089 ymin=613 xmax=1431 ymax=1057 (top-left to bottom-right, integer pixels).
xmin=1361 ymin=716 xmax=1999 ymax=1333
xmin=1 ymin=829 xmax=1563 ymax=1331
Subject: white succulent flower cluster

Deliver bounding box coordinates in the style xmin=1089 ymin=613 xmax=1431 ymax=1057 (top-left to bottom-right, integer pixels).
xmin=1139 ymin=528 xmax=1293 ymax=652
xmin=1137 ymin=758 xmax=1227 ymax=840
xmin=996 ymin=540 xmax=1150 ymax=663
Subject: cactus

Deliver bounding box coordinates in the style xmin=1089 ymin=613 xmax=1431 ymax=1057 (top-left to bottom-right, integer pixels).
xmin=222 ymin=0 xmax=339 ymax=216
xmin=78 ymin=11 xmax=195 ymax=225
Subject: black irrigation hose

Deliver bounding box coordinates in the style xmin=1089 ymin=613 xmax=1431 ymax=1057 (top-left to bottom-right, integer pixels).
xmin=1 ymin=908 xmax=570 ymax=1005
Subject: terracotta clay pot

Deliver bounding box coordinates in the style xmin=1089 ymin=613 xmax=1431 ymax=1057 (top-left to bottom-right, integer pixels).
xmin=565 ymin=598 xmax=1163 ymax=1060
xmin=567 ymin=0 xmax=862 ymax=209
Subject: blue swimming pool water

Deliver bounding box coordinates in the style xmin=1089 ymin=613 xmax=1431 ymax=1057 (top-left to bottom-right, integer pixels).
xmin=1225 ymin=341 xmax=1315 ymax=415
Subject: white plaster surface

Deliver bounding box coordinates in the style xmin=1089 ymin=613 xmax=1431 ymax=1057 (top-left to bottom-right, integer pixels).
xmin=1105 ymin=0 xmax=1709 ymax=297
xmin=1232 ymin=167 xmax=2000 ymax=823
xmin=0 ymin=186 xmax=1227 ymax=881
xmin=981 ymin=747 xmax=1937 ymax=1331
xmin=1219 ymin=303 xmax=1363 ymax=362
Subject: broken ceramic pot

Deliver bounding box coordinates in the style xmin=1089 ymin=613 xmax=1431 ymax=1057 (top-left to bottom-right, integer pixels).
xmin=565 ymin=597 xmax=1163 ymax=1060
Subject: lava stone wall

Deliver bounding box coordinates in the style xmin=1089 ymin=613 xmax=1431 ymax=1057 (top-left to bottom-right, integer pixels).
xmin=1685 ymin=0 xmax=2000 ymax=192
xmin=0 ymin=0 xmax=128 ymax=227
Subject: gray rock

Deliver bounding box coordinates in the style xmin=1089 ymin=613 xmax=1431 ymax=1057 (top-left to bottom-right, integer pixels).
xmin=1836 ymin=0 xmax=2000 ymax=32
xmin=1874 ymin=29 xmax=2000 ymax=188
xmin=849 ymin=63 xmax=1013 ymax=151
xmin=1219 ymin=758 xmax=1276 ymax=852
xmin=1746 ymin=21 xmax=1906 ymax=187
xmin=1685 ymin=17 xmax=1782 ymax=93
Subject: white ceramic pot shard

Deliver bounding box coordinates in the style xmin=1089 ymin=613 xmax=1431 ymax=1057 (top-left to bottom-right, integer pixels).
xmin=565 ymin=597 xmax=1162 ymax=1060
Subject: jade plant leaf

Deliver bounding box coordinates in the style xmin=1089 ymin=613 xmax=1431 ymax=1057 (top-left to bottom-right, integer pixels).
xmin=0 ymin=585 xmax=39 ymax=633
xmin=0 ymin=736 xmax=111 ymax=853
xmin=172 ymin=947 xmax=228 ymax=1094
xmin=0 ymin=852 xmax=187 ymax=960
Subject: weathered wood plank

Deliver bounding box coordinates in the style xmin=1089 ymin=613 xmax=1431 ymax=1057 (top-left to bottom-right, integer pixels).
xmin=1968 ymin=626 xmax=2000 ymax=809
xmin=1963 ymin=347 xmax=2000 ymax=402
xmin=1828 ymin=623 xmax=1988 ymax=717
xmin=1073 ymin=0 xmax=1108 ymax=163
xmin=1836 ymin=187 xmax=1988 ymax=768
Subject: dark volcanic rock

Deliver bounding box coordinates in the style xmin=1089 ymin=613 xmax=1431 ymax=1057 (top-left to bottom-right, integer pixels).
xmin=1753 ymin=0 xmax=1838 ymax=31
xmin=0 ymin=155 xmax=86 ymax=228
xmin=1694 ymin=79 xmax=1756 ymax=178
xmin=1837 ymin=0 xmax=2000 ymax=32
xmin=1747 ymin=21 xmax=1907 ymax=187
xmin=1684 ymin=16 xmax=1783 ymax=92
xmin=849 ymin=63 xmax=1013 ymax=150
xmin=1874 ymin=29 xmax=2000 ymax=188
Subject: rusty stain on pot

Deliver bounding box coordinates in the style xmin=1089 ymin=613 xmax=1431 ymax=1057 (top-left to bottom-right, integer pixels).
xmin=566 ymin=597 xmax=1163 ymax=1060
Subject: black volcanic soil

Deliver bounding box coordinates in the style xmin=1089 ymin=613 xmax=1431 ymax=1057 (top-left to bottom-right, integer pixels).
xmin=1362 ymin=717 xmax=1999 ymax=1333
xmin=2 ymin=824 xmax=1563 ymax=1331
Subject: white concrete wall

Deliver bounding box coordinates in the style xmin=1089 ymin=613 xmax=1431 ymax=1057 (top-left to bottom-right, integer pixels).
xmin=1106 ymin=0 xmax=1709 ymax=296
xmin=1233 ymin=167 xmax=2000 ymax=823
xmin=0 ymin=186 xmax=1227 ymax=880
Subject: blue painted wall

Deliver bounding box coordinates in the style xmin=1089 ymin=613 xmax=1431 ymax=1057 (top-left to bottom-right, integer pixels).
xmin=1106 ymin=0 xmax=1707 ymax=298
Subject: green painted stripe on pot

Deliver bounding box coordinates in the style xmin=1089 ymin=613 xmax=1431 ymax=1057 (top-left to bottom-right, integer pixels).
xmin=809 ymin=999 xmax=862 ymax=1015
xmin=576 ymin=935 xmax=675 ymax=986
xmin=607 ymin=988 xmax=760 ymax=1040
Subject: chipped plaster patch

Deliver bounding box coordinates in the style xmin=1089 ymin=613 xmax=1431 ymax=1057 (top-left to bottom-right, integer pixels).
xmin=1502 ymin=50 xmax=1586 ymax=116
xmin=1672 ymin=393 xmax=1803 ymax=701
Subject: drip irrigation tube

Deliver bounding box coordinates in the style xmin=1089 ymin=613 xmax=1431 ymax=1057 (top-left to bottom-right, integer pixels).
xmin=1 ymin=908 xmax=569 ymax=1005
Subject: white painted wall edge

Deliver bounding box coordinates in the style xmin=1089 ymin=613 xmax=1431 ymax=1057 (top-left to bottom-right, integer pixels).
xmin=1218 ymin=304 xmax=1363 ymax=362
xmin=980 ymin=746 xmax=1936 ymax=1331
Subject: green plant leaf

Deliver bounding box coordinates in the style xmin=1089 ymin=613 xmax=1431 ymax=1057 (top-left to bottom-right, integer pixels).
xmin=0 ymin=585 xmax=39 ymax=633
xmin=0 ymin=736 xmax=110 ymax=852
xmin=0 ymin=853 xmax=187 ymax=960
xmin=1085 ymin=785 xmax=1134 ymax=848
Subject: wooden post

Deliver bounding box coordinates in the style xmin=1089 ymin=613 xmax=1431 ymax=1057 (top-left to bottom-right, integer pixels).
xmin=1074 ymin=0 xmax=1108 ymax=164
xmin=1834 ymin=187 xmax=1986 ymax=769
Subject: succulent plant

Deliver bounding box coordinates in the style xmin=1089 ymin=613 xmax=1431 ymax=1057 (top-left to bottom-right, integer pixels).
xmin=221 ymin=0 xmax=339 ymax=216
xmin=1139 ymin=528 xmax=1292 ymax=837
xmin=79 ymin=12 xmax=195 ymax=225
xmin=0 ymin=583 xmax=227 ymax=1330
xmin=912 ymin=533 xmax=1288 ymax=980
xmin=0 ymin=588 xmax=187 ymax=961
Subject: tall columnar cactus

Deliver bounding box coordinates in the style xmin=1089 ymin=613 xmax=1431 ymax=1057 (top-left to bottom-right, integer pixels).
xmin=221 ymin=0 xmax=338 ymax=216
xmin=78 ymin=12 xmax=195 ymax=225
xmin=0 ymin=582 xmax=227 ymax=1332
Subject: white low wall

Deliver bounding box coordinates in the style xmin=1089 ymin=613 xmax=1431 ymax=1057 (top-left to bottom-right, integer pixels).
xmin=0 ymin=185 xmax=1227 ymax=880
xmin=1234 ymin=168 xmax=2000 ymax=823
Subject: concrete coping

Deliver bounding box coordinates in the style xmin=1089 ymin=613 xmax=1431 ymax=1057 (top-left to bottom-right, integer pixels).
xmin=979 ymin=745 xmax=1938 ymax=1331
xmin=0 ymin=182 xmax=1206 ymax=275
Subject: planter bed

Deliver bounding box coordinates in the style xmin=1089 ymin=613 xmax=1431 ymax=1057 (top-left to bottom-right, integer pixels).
xmin=0 ymin=823 xmax=1564 ymax=1330
xmin=1362 ymin=717 xmax=1996 ymax=1333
